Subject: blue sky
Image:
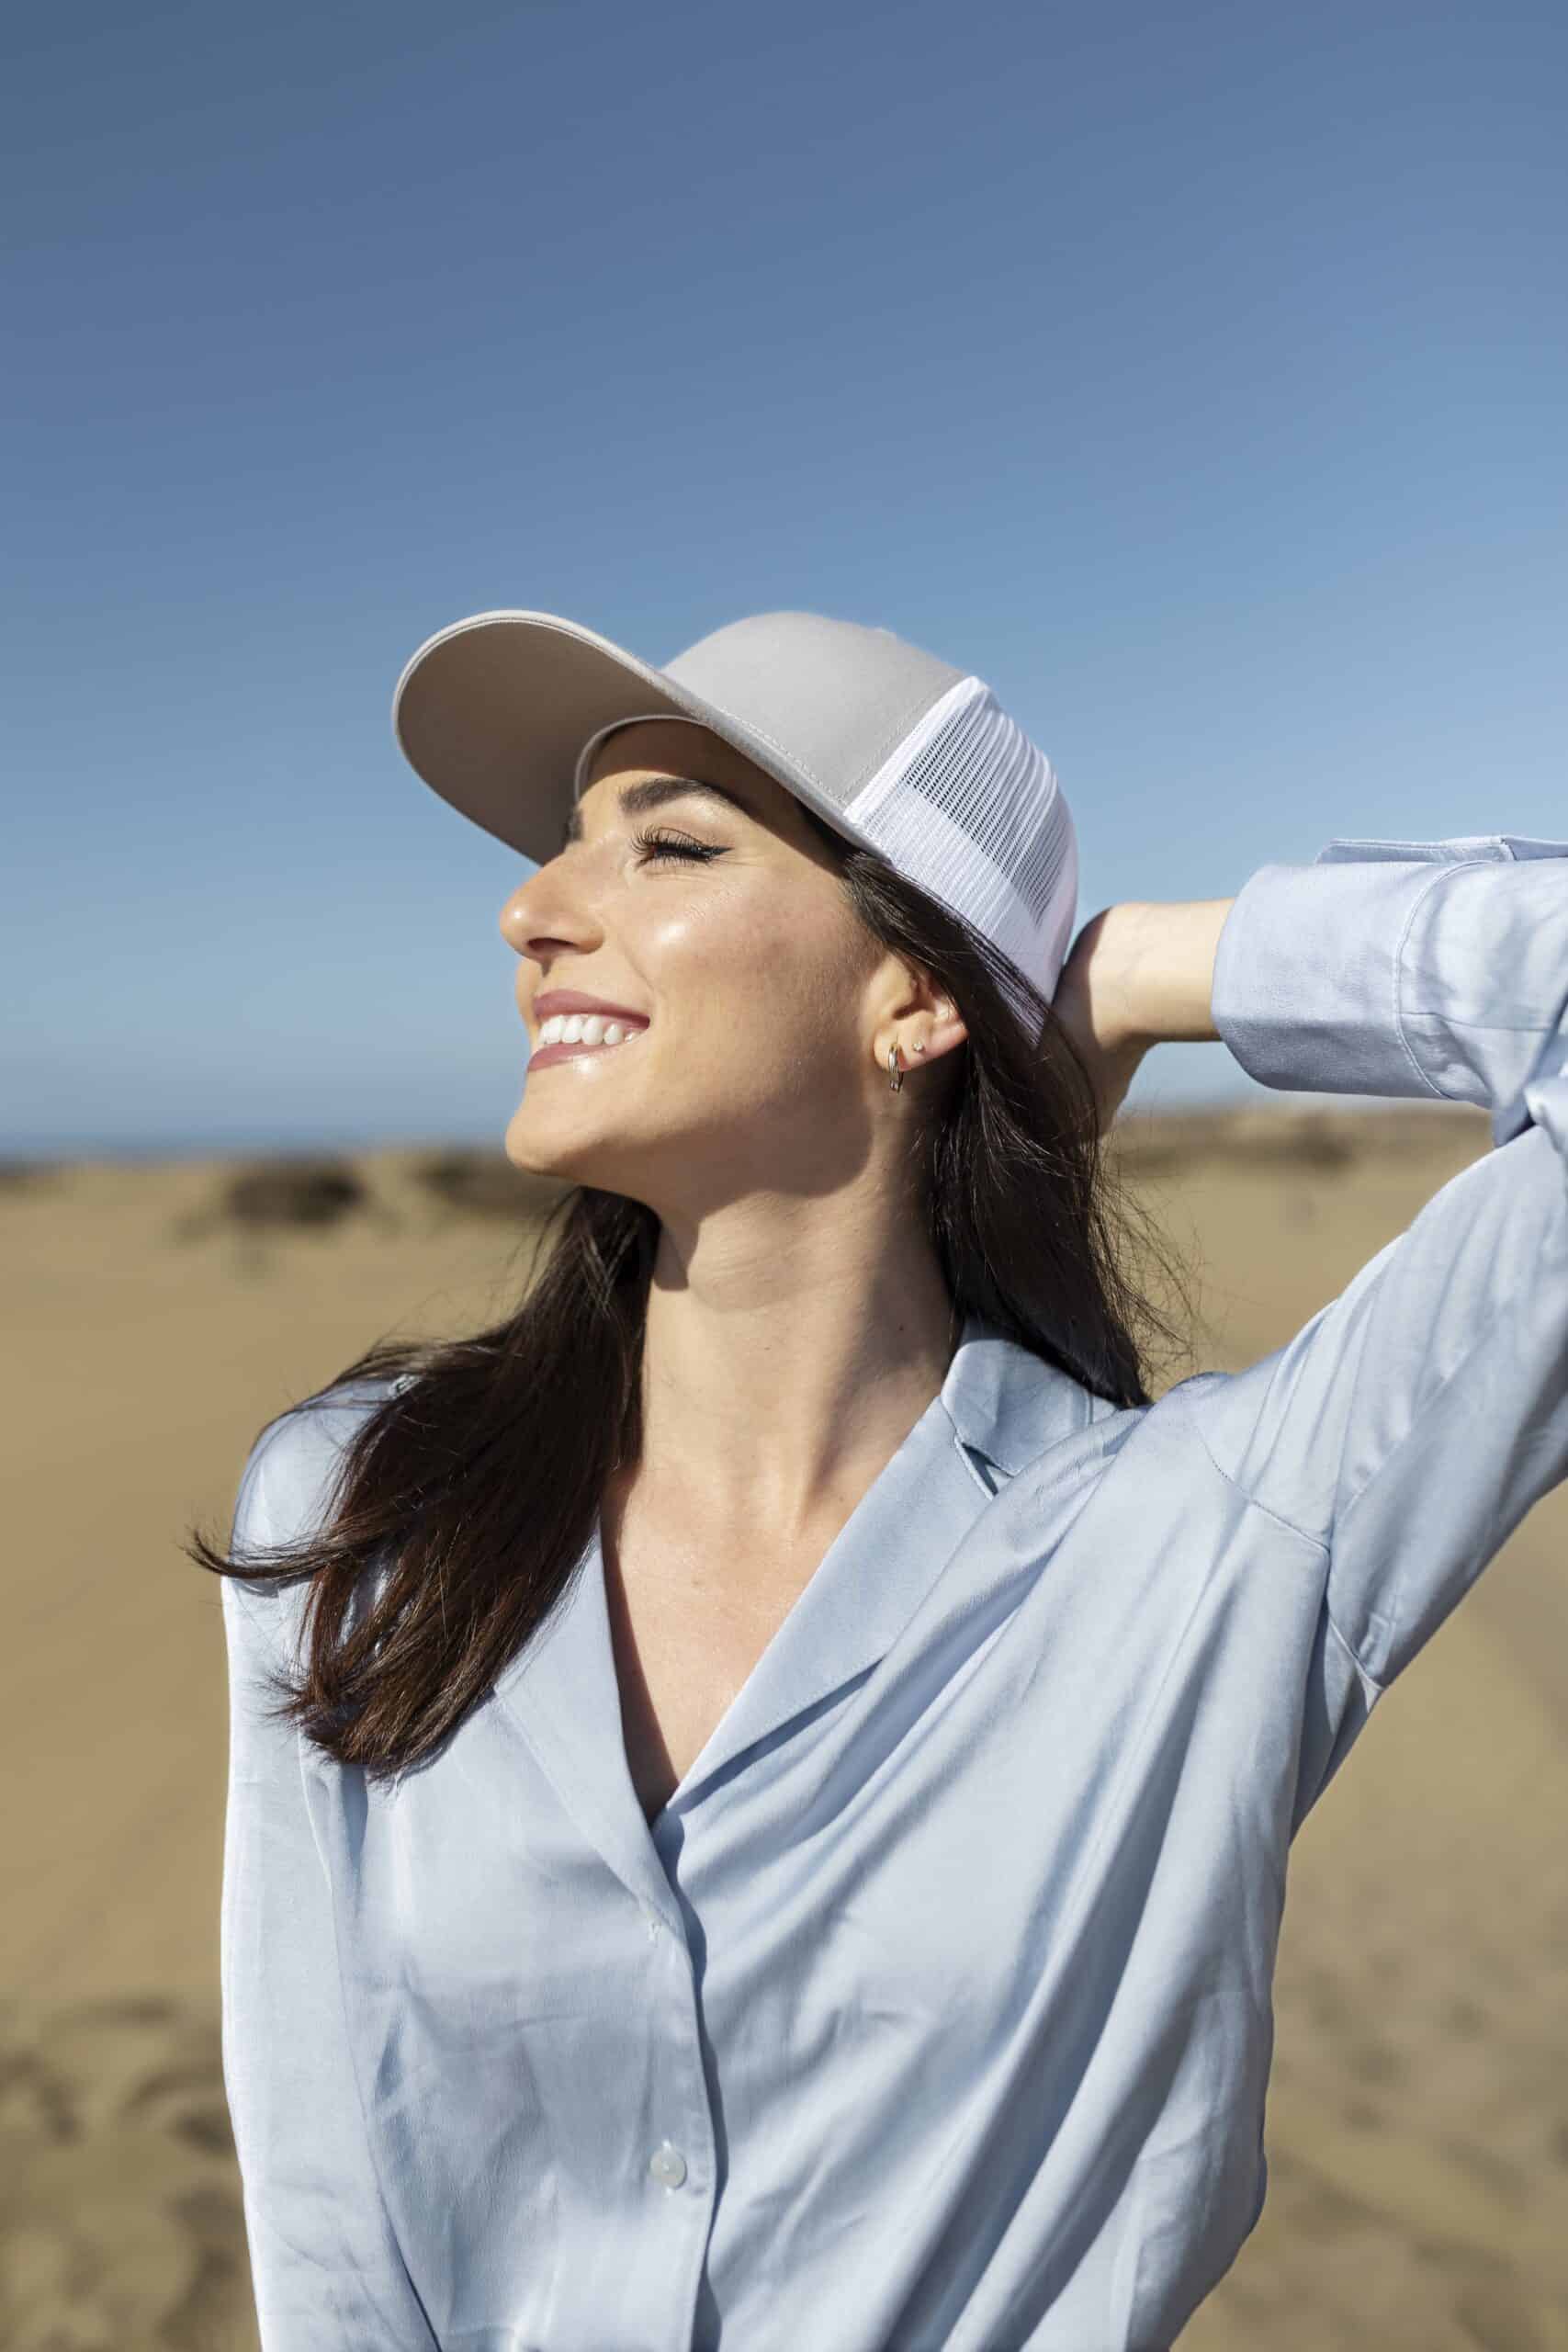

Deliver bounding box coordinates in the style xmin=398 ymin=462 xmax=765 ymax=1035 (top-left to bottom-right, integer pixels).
xmin=6 ymin=0 xmax=1564 ymax=1155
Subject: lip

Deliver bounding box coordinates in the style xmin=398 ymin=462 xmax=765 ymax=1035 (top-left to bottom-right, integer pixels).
xmin=527 ymin=1032 xmax=646 ymax=1070
xmin=532 ymin=989 xmax=650 ymax=1027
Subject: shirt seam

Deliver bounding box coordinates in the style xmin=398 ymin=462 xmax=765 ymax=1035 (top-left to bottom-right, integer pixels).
xmin=1323 ymin=1601 xmax=1387 ymax=1699
xmin=1170 ymin=1383 xmax=1330 ymax=1556
xmin=1410 ymin=1012 xmax=1565 ymax=1034
xmin=1175 ymin=1389 xmax=1386 ymax=1697
xmin=1390 ymin=861 xmax=1467 ymax=1101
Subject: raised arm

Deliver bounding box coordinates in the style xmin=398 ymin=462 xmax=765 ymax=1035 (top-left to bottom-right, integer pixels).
xmin=1124 ymin=831 xmax=1568 ymax=1815
xmin=1049 ymin=893 xmax=1233 ymax=1127
xmin=1058 ymin=835 xmax=1568 ymax=1818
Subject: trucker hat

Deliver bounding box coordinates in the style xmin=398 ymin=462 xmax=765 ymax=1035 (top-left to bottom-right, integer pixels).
xmin=392 ymin=607 xmax=1078 ymax=1025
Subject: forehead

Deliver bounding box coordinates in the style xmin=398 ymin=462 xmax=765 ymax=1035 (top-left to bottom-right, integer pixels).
xmin=583 ymin=717 xmax=776 ymax=797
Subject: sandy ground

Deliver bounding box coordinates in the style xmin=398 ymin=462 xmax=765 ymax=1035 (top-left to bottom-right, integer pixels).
xmin=1 ymin=1106 xmax=1564 ymax=2350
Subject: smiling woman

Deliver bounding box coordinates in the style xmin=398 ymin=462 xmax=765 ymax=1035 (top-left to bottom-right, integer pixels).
xmin=186 ymin=610 xmax=1205 ymax=2345
xmin=183 ymin=605 xmax=1568 ymax=2352
xmin=189 ymin=657 xmax=1187 ymax=1784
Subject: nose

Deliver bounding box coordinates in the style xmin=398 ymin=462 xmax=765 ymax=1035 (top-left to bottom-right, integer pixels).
xmin=499 ymin=884 xmax=531 ymax=952
xmin=498 ymin=869 xmax=596 ymax=966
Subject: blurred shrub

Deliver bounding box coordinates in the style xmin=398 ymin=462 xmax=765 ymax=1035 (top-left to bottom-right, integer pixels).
xmin=408 ymin=1148 xmax=569 ymax=1224
xmin=216 ymin=1159 xmax=368 ymax=1231
xmin=0 ymin=1161 xmax=62 ymax=1193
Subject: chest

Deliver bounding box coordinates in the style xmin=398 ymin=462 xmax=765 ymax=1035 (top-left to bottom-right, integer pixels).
xmin=600 ymin=1509 xmax=840 ymax=1826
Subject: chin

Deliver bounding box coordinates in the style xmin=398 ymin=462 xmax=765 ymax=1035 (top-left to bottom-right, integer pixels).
xmin=502 ymin=1102 xmax=627 ymax=1193
xmin=502 ymin=1109 xmax=569 ymax=1182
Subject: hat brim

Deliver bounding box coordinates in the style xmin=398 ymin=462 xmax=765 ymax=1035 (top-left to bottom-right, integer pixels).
xmin=392 ymin=609 xmax=808 ymax=868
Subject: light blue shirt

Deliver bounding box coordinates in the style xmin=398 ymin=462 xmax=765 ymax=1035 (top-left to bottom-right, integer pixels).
xmin=220 ymin=832 xmax=1568 ymax=2352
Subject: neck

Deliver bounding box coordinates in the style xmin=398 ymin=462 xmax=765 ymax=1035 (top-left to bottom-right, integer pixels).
xmin=626 ymin=1213 xmax=958 ymax=1541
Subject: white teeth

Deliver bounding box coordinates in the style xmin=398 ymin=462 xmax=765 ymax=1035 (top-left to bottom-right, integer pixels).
xmin=536 ymin=1012 xmax=644 ymax=1050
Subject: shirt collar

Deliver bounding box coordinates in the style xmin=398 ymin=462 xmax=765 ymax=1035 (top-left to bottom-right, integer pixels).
xmin=488 ymin=1307 xmax=1101 ymax=1917
xmin=940 ymin=1309 xmax=1099 ymax=1479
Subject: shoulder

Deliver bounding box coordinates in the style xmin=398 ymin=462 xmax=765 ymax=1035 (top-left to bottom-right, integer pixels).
xmin=223 ymin=1374 xmax=408 ymax=1671
xmin=1146 ymin=1365 xmax=1335 ymax=1553
xmin=232 ymin=1373 xmax=405 ymax=1546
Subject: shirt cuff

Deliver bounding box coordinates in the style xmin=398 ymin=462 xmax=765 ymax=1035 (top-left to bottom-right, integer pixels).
xmin=1210 ymin=832 xmax=1568 ymax=1138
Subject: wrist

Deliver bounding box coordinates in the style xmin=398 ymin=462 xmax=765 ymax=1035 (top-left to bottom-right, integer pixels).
xmin=1109 ymin=899 xmax=1235 ymax=1051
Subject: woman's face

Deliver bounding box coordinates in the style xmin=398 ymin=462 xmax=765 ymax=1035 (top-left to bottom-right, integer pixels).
xmin=497 ymin=719 xmax=952 ymax=1218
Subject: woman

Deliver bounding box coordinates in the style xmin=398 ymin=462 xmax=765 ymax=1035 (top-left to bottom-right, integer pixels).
xmin=196 ymin=605 xmax=1568 ymax=2351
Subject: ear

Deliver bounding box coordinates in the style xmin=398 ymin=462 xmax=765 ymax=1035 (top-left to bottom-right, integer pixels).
xmin=874 ymin=963 xmax=968 ymax=1074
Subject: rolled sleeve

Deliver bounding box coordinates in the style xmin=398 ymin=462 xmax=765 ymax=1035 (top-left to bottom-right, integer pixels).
xmin=1212 ymin=831 xmax=1568 ymax=1145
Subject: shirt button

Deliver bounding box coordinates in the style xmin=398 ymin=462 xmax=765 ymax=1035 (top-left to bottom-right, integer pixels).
xmin=649 ymin=2141 xmax=687 ymax=2189
xmin=646 ymin=1912 xmax=661 ymax=1941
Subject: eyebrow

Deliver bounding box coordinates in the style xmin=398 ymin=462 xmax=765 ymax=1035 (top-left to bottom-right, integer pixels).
xmin=559 ymin=775 xmax=754 ymax=852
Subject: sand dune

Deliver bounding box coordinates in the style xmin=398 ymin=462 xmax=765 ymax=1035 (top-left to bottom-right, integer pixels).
xmin=2 ymin=1106 xmax=1564 ymax=2348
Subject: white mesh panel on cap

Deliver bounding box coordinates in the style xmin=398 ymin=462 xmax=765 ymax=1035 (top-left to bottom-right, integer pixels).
xmin=845 ymin=677 xmax=1077 ymax=1020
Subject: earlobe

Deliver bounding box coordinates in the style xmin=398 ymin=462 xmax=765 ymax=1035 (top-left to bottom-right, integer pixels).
xmin=885 ymin=1031 xmax=934 ymax=1091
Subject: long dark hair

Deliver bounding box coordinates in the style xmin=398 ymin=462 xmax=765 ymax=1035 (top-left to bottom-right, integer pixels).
xmin=187 ymin=808 xmax=1195 ymax=1783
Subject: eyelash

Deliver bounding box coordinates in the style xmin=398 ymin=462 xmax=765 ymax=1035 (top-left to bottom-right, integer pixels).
xmin=630 ymin=825 xmax=720 ymax=868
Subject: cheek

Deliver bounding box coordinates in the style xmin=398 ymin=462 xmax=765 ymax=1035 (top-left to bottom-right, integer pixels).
xmin=647 ymin=898 xmax=859 ymax=1080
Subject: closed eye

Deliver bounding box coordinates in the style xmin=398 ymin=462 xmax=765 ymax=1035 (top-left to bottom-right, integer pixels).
xmin=631 ymin=826 xmax=722 ymax=868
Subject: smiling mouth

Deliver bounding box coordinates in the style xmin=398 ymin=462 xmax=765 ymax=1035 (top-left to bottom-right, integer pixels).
xmin=528 ymin=1016 xmax=649 ymax=1066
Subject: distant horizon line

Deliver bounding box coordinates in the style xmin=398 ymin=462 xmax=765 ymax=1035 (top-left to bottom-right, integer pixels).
xmin=0 ymin=1092 xmax=1483 ymax=1169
